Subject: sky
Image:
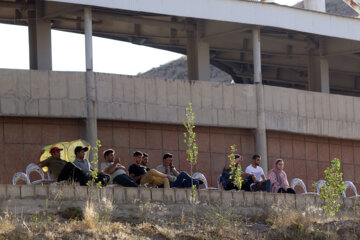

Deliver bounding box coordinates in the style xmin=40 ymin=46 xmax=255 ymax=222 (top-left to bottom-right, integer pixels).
xmin=0 ymin=0 xmax=300 ymax=76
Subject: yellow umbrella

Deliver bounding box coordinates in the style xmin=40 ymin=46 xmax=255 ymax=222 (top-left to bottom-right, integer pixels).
xmin=66 ymin=139 xmax=91 ymax=163
xmin=40 ymin=139 xmax=91 ymax=172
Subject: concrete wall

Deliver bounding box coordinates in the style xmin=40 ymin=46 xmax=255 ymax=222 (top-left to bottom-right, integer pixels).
xmin=264 ymin=86 xmax=360 ymax=139
xmin=0 ymin=117 xmax=254 ymax=186
xmin=0 ymin=184 xmax=356 ymax=219
xmin=2 ymin=116 xmax=360 ymax=191
xmin=0 ymin=117 xmax=85 ymax=184
xmin=267 ymin=131 xmax=360 ymax=192
xmin=95 ymin=73 xmax=257 ymax=128
xmin=1 ymin=70 xmax=360 ymax=140
xmin=0 ymin=70 xmax=87 ymax=118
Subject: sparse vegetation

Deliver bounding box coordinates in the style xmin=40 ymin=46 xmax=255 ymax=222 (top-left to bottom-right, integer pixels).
xmin=2 ymin=200 xmax=360 ymax=240
xmin=228 ymin=144 xmax=243 ymax=190
xmin=318 ymin=158 xmax=346 ymax=217
xmin=86 ymin=139 xmax=103 ymax=189
xmin=184 ymin=102 xmax=198 ymax=199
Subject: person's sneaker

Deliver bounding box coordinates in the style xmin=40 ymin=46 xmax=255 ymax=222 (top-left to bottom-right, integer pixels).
xmin=168 ymin=175 xmax=177 ymax=182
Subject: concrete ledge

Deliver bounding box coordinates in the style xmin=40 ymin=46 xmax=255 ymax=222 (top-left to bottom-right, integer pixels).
xmin=1 ymin=185 xmax=357 ymax=213
xmin=114 ymin=187 xmax=126 ymax=203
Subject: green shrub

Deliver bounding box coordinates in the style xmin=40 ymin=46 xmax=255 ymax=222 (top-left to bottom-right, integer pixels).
xmin=228 ymin=145 xmax=243 ymax=191
xmin=183 ymin=103 xmax=198 ymax=198
xmin=319 ymin=158 xmax=346 ymax=217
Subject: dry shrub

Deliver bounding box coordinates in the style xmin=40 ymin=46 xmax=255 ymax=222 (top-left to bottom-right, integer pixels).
xmin=266 ymin=207 xmax=329 ymax=240
xmin=0 ymin=212 xmax=32 ymax=240
xmin=61 ymin=207 xmax=84 ymax=220
xmin=83 ymin=201 xmax=98 ymax=230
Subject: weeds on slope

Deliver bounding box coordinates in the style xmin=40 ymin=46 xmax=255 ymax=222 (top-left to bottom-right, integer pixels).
xmin=1 ymin=198 xmax=360 ymax=240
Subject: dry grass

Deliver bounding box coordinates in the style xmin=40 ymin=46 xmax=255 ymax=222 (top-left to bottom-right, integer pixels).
xmin=1 ymin=200 xmax=360 ymax=240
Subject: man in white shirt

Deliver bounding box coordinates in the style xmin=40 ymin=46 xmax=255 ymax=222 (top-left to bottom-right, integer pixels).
xmin=101 ymin=149 xmax=138 ymax=187
xmin=245 ymin=154 xmax=271 ymax=192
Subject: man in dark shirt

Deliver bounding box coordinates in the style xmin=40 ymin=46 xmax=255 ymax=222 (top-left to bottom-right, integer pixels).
xmin=140 ymin=153 xmax=150 ymax=172
xmin=38 ymin=146 xmax=89 ymax=186
xmin=128 ymin=151 xmax=173 ymax=188
xmin=221 ymin=154 xmax=253 ymax=191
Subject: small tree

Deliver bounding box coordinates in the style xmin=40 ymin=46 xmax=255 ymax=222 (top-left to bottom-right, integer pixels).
xmin=319 ymin=158 xmax=346 ymax=217
xmin=184 ymin=103 xmax=198 ymax=198
xmin=87 ymin=139 xmax=103 ymax=189
xmin=228 ymin=145 xmax=243 ymax=191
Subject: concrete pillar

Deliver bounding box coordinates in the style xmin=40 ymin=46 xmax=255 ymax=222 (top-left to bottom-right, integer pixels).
xmin=308 ymin=50 xmax=330 ymax=93
xmin=253 ymin=28 xmax=262 ymax=84
xmin=304 ymin=0 xmax=326 ymax=12
xmin=28 ymin=0 xmax=52 ymax=70
xmin=197 ymin=42 xmax=210 ymax=81
xmin=252 ymin=27 xmax=268 ymax=174
xmin=186 ymin=31 xmax=210 ymax=81
xmin=84 ymin=7 xmax=98 ymax=164
xmin=85 ymin=7 xmax=93 ymax=71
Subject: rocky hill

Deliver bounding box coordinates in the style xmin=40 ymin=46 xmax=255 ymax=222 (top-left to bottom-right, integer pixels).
xmin=139 ymin=56 xmax=233 ymax=83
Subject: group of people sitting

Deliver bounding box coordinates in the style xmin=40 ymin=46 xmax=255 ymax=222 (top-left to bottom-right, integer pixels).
xmin=37 ymin=146 xmax=200 ymax=189
xmin=221 ymin=154 xmax=296 ymax=194
xmin=37 ymin=145 xmax=295 ymax=194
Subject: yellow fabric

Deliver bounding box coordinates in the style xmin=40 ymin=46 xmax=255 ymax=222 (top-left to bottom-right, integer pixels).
xmin=140 ymin=169 xmax=170 ymax=188
xmin=39 ymin=139 xmax=91 ymax=172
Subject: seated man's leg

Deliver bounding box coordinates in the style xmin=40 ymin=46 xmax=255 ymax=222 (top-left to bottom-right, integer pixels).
xmin=161 ymin=177 xmax=170 ymax=188
xmin=224 ymin=182 xmax=239 ymax=191
xmin=95 ymin=173 xmax=110 ymax=186
xmin=57 ymin=163 xmax=73 ymax=182
xmin=170 ymin=172 xmax=188 ymax=188
xmin=241 ymin=176 xmax=253 ymax=191
xmin=140 ymin=171 xmax=154 ymax=186
xmin=147 ymin=169 xmax=168 ymax=178
xmin=58 ymin=162 xmax=89 ymax=186
xmin=286 ymin=188 xmax=296 ymax=194
xmin=170 ymin=172 xmax=199 ymax=189
xmin=113 ymin=174 xmax=138 ymax=187
xmin=259 ymin=179 xmax=272 ymax=192
xmin=140 ymin=171 xmax=170 ymax=188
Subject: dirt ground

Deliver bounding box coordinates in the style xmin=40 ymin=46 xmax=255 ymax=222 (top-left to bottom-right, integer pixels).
xmin=1 ymin=202 xmax=360 ymax=240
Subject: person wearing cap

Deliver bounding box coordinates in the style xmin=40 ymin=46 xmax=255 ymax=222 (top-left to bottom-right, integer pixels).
xmin=37 ymin=146 xmax=90 ymax=185
xmin=73 ymin=146 xmax=110 ymax=187
xmin=101 ymin=149 xmax=138 ymax=187
xmin=128 ymin=151 xmax=174 ymax=188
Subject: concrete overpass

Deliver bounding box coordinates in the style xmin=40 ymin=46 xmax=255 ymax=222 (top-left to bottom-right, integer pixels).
xmin=0 ymin=0 xmax=360 ymax=188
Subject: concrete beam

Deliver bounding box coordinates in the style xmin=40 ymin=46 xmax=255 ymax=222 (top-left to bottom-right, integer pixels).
xmin=28 ymin=1 xmax=52 ymax=70
xmin=0 ymin=1 xmax=34 ymax=10
xmin=47 ymin=0 xmax=360 ymax=41
xmin=43 ymin=5 xmax=84 ymax=19
xmin=92 ymin=11 xmax=194 ymax=31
